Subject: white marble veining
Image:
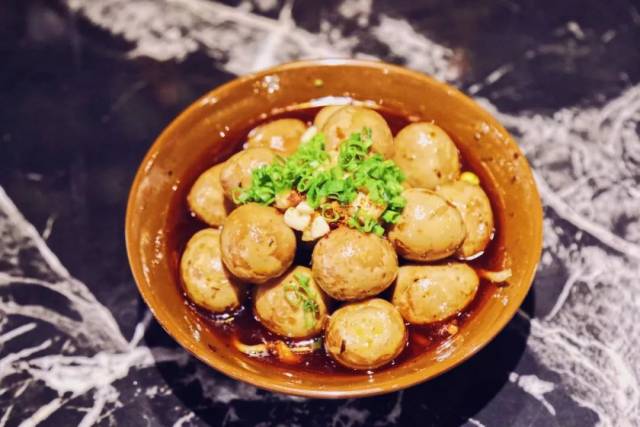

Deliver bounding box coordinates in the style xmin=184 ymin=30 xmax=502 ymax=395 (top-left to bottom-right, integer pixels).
xmin=509 ymin=372 xmax=556 ymax=416
xmin=1 ymin=0 xmax=639 ymax=425
xmin=485 ymin=86 xmax=640 ymax=424
xmin=0 ymin=185 xmax=298 ymax=426
xmin=66 ymin=0 xmax=457 ymax=80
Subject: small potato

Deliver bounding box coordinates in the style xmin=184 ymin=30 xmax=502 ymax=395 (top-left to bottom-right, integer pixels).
xmin=254 ymin=266 xmax=329 ymax=338
xmin=187 ymin=163 xmax=233 ymax=226
xmin=392 ymin=263 xmax=479 ymax=324
xmin=437 ymin=180 xmax=494 ymax=259
xmin=180 ymin=228 xmax=245 ymax=312
xmin=321 ymin=106 xmax=394 ymax=158
xmin=393 ymin=123 xmax=460 ymax=189
xmin=220 ymin=204 xmax=296 ymax=284
xmin=312 ymin=227 xmax=398 ymax=301
xmin=325 ymin=298 xmax=407 ymax=370
xmin=313 ymin=105 xmax=343 ymax=129
xmin=245 ymin=119 xmax=307 ymax=155
xmin=219 ymin=148 xmax=276 ymax=200
xmin=388 ymin=189 xmax=465 ymax=261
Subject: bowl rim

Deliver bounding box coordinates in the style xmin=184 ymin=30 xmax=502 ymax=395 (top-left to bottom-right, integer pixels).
xmin=125 ymin=58 xmax=543 ymax=399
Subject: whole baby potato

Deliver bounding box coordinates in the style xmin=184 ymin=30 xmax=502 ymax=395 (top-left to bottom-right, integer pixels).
xmin=187 ymin=163 xmax=233 ymax=226
xmin=220 ymin=204 xmax=296 ymax=284
xmin=254 ymin=266 xmax=329 ymax=338
xmin=245 ymin=118 xmax=307 ymax=155
xmin=388 ymin=189 xmax=466 ymax=261
xmin=180 ymin=228 xmax=245 ymax=312
xmin=437 ymin=180 xmax=494 ymax=259
xmin=392 ymin=263 xmax=479 ymax=324
xmin=393 ymin=122 xmax=460 ymax=189
xmin=313 ymin=105 xmax=343 ymax=129
xmin=312 ymin=227 xmax=398 ymax=301
xmin=321 ymin=106 xmax=394 ymax=158
xmin=325 ymin=298 xmax=407 ymax=370
xmin=219 ymin=148 xmax=275 ymax=200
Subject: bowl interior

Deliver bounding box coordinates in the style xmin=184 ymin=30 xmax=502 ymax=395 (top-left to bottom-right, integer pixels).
xmin=125 ymin=60 xmax=542 ymax=398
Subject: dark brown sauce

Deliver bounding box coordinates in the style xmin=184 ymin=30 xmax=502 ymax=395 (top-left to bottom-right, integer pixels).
xmin=166 ymin=105 xmax=505 ymax=375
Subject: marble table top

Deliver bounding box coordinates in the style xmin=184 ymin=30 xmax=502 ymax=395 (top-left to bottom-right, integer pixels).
xmin=1 ymin=0 xmax=639 ymax=425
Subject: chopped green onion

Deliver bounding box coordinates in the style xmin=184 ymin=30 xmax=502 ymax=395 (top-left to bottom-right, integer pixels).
xmin=294 ymin=273 xmax=310 ymax=288
xmin=282 ymin=274 xmax=320 ymax=329
xmin=236 ymin=126 xmax=406 ymax=235
xmin=372 ymin=224 xmax=385 ymax=236
xmin=320 ymin=204 xmax=341 ymax=222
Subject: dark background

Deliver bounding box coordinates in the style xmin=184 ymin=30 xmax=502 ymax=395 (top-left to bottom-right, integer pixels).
xmin=1 ymin=0 xmax=639 ymax=425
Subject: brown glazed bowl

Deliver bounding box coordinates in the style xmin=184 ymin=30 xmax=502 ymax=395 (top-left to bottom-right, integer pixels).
xmin=125 ymin=59 xmax=543 ymax=398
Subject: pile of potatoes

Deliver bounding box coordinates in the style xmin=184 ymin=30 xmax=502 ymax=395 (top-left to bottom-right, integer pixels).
xmin=180 ymin=105 xmax=494 ymax=370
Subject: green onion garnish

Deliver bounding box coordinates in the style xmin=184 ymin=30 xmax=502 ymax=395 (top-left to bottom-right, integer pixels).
xmin=283 ymin=273 xmax=320 ymax=329
xmin=237 ymin=127 xmax=406 ymax=235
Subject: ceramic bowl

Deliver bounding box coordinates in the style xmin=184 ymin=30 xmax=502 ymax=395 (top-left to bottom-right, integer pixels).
xmin=125 ymin=59 xmax=543 ymax=398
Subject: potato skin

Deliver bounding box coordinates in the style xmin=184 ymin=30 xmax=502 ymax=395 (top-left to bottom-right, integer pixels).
xmin=325 ymin=298 xmax=407 ymax=370
xmin=245 ymin=119 xmax=307 ymax=155
xmin=393 ymin=123 xmax=460 ymax=189
xmin=321 ymin=106 xmax=394 ymax=159
xmin=313 ymin=105 xmax=343 ymax=129
xmin=219 ymin=148 xmax=276 ymax=200
xmin=254 ymin=266 xmax=329 ymax=338
xmin=388 ymin=189 xmax=466 ymax=261
xmin=220 ymin=204 xmax=296 ymax=284
xmin=180 ymin=228 xmax=245 ymax=312
xmin=437 ymin=181 xmax=494 ymax=259
xmin=187 ymin=163 xmax=234 ymax=226
xmin=392 ymin=263 xmax=479 ymax=324
xmin=312 ymin=227 xmax=398 ymax=301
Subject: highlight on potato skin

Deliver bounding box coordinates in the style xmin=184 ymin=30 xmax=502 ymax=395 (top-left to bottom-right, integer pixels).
xmin=180 ymin=228 xmax=245 ymax=313
xmin=254 ymin=266 xmax=329 ymax=338
xmin=393 ymin=122 xmax=461 ymax=190
xmin=324 ymin=298 xmax=407 ymax=370
xmin=187 ymin=163 xmax=233 ymax=227
xmin=179 ymin=104 xmax=500 ymax=372
xmin=388 ymin=189 xmax=466 ymax=261
xmin=220 ymin=203 xmax=296 ymax=284
xmin=321 ymin=105 xmax=394 ymax=159
xmin=437 ymin=180 xmax=495 ymax=259
xmin=392 ymin=263 xmax=479 ymax=324
xmin=246 ymin=118 xmax=307 ymax=155
xmin=219 ymin=147 xmax=276 ymax=200
xmin=313 ymin=105 xmax=343 ymax=129
xmin=312 ymin=227 xmax=398 ymax=301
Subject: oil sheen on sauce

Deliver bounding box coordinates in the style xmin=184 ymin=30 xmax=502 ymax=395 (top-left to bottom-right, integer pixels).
xmin=168 ymin=105 xmax=504 ymax=375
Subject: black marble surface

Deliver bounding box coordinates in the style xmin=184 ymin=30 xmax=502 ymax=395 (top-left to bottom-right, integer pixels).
xmin=1 ymin=0 xmax=639 ymax=426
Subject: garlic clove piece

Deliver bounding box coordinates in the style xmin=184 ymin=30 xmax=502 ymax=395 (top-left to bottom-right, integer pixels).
xmin=284 ymin=207 xmax=311 ymax=231
xmin=309 ymin=216 xmax=330 ymax=240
